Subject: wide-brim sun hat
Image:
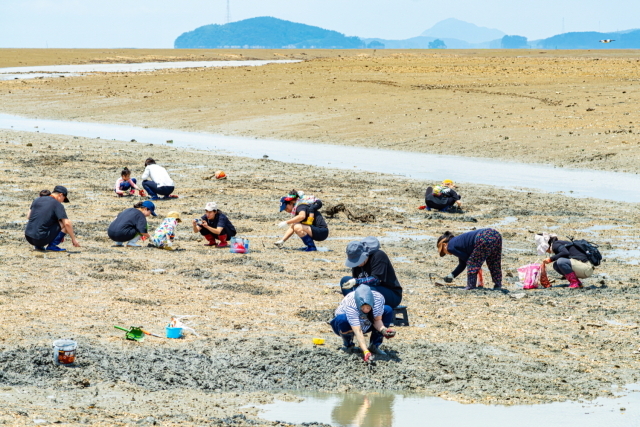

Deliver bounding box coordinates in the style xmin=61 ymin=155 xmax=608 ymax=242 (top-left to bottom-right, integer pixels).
xmin=345 ymin=241 xmax=369 ymax=268
xmin=166 ymin=211 xmax=182 ymax=222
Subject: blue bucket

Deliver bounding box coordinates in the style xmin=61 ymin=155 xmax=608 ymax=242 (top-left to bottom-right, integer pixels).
xmin=166 ymin=326 xmax=183 ymax=339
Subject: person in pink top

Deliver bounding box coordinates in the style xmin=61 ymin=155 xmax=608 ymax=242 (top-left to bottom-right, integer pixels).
xmin=114 ymin=167 xmax=145 ymax=197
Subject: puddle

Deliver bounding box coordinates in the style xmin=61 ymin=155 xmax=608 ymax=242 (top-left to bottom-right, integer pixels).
xmin=606 ymin=249 xmax=640 ymax=265
xmin=257 ymin=390 xmax=640 ymax=427
xmin=492 ymin=216 xmax=518 ymax=228
xmin=1 ymin=114 xmax=640 ymax=202
xmin=580 ymin=225 xmax=625 ymax=232
xmin=380 ymin=232 xmax=434 ymax=242
xmin=0 ymin=60 xmax=298 ymax=80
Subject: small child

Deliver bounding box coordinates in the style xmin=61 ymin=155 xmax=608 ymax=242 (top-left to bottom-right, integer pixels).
xmin=114 ymin=167 xmax=145 ymax=197
xmin=150 ymin=211 xmax=182 ymax=250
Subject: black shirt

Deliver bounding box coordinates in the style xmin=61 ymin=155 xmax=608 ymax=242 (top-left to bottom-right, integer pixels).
xmin=201 ymin=212 xmax=236 ymax=237
xmin=25 ymin=196 xmax=68 ymax=241
xmin=108 ymin=208 xmax=148 ymax=241
xmin=297 ymin=204 xmax=328 ymax=229
xmin=352 ymin=250 xmax=402 ymax=291
xmin=550 ymin=240 xmax=589 ymax=263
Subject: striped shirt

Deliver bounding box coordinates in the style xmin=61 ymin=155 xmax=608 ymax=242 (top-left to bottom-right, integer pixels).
xmin=335 ymin=290 xmax=385 ymax=333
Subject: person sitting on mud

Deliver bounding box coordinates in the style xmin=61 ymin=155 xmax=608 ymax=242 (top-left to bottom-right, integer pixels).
xmin=275 ymin=189 xmax=328 ymax=252
xmin=536 ymin=233 xmax=594 ymax=289
xmin=192 ymin=202 xmax=236 ymax=248
xmin=107 ymin=201 xmax=155 ymax=247
xmin=141 ymin=158 xmax=176 ymax=201
xmin=25 ymin=185 xmax=81 ymax=251
xmin=424 ymin=179 xmax=462 ymax=212
xmin=150 ymin=211 xmax=182 ymax=250
xmin=438 ymin=228 xmax=503 ymax=290
xmin=341 ymin=237 xmax=403 ymax=308
xmin=330 ymin=284 xmax=396 ymax=360
xmin=114 ymin=167 xmax=144 ymax=197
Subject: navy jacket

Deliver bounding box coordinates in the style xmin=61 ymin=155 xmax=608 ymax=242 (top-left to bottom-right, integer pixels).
xmin=447 ymin=229 xmax=482 ymax=277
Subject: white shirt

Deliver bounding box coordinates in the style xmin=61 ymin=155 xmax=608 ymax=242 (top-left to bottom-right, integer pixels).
xmin=335 ymin=290 xmax=385 ymax=333
xmin=141 ymin=164 xmax=174 ymax=188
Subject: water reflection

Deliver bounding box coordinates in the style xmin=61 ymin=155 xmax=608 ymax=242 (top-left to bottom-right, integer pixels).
xmin=331 ymin=394 xmax=394 ymax=427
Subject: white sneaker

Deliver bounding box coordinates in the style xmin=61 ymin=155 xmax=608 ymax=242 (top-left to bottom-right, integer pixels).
xmin=274 ymin=240 xmax=285 ymax=248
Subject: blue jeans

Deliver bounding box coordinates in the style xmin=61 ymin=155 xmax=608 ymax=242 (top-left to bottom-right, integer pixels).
xmin=330 ymin=305 xmax=394 ymax=348
xmin=142 ymin=181 xmax=174 ymax=199
xmin=339 ymin=276 xmax=403 ymax=308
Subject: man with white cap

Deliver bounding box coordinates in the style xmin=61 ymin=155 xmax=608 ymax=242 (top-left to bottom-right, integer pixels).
xmin=192 ymin=202 xmax=236 ymax=248
xmin=330 ymin=284 xmax=396 ymax=360
xmin=340 ymin=238 xmax=403 ymax=308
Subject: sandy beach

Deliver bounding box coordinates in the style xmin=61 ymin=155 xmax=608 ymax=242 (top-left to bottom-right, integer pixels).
xmin=1 ymin=49 xmax=640 ymax=426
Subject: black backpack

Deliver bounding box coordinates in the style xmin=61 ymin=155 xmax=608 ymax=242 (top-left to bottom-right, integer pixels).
xmin=568 ymin=239 xmax=602 ymax=267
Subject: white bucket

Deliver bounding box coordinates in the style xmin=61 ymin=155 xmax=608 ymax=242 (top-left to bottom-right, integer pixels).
xmin=52 ymin=339 xmax=77 ymax=366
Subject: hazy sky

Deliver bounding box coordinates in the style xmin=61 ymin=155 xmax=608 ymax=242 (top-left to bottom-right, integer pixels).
xmin=1 ymin=0 xmax=639 ymax=48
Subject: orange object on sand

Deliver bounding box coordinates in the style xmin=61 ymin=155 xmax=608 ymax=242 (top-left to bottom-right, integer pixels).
xmin=215 ymin=170 xmax=227 ymax=180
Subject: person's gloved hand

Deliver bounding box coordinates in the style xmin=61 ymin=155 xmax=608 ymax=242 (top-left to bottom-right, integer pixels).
xmin=277 ymin=221 xmax=288 ymax=228
xmin=363 ymin=350 xmax=373 ymax=362
xmin=342 ymin=278 xmax=357 ymax=290
xmin=380 ymin=328 xmax=396 ymax=338
xmin=443 ymin=273 xmax=454 ymax=283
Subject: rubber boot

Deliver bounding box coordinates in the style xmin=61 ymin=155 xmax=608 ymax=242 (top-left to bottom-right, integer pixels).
xmin=216 ymin=234 xmax=229 ymax=248
xmin=203 ymin=234 xmax=216 ymax=246
xmin=341 ymin=335 xmax=355 ymax=352
xmin=46 ymin=232 xmax=66 ymax=251
xmin=566 ymin=272 xmax=583 ymax=289
xmin=301 ymin=234 xmax=317 ymax=252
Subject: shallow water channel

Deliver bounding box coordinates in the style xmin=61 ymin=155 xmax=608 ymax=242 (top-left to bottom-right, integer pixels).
xmin=257 ymin=388 xmax=639 ymax=427
xmin=0 ymin=60 xmax=298 ymax=80
xmin=2 ymin=114 xmax=640 ymax=203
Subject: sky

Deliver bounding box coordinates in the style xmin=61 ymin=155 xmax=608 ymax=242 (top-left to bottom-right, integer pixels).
xmin=1 ymin=0 xmax=639 ymax=49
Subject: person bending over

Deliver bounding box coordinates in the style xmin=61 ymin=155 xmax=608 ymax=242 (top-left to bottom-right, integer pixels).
xmin=193 ymin=202 xmax=236 ymax=248
xmin=424 ymin=179 xmax=462 ymax=212
xmin=330 ymin=285 xmax=396 ymax=360
xmin=107 ymin=201 xmax=155 ymax=247
xmin=275 ymin=189 xmax=328 ymax=252
xmin=25 ymin=185 xmax=80 ymax=251
xmin=141 ymin=158 xmax=176 ymax=200
xmin=438 ymin=228 xmax=502 ymax=290
xmin=536 ymin=233 xmax=593 ymax=289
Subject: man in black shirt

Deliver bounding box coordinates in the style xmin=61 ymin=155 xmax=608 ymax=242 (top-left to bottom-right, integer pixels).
xmin=25 ymin=185 xmax=80 ymax=251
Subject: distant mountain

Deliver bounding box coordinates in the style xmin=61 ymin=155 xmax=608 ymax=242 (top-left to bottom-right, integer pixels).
xmin=534 ymin=30 xmax=640 ymax=49
xmin=421 ymin=18 xmax=505 ymax=44
xmin=363 ymin=36 xmax=494 ymax=49
xmin=175 ymin=16 xmax=365 ymax=49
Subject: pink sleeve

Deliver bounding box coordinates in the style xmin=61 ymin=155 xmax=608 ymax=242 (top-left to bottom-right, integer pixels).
xmin=114 ymin=178 xmax=124 ymax=192
xmin=127 ymin=178 xmax=137 ymax=189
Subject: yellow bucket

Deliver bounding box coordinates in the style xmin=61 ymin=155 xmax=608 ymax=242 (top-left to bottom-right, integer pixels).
xmin=312 ymin=338 xmax=325 ymax=345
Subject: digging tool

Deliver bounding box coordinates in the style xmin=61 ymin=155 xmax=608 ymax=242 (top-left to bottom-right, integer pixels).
xmin=140 ymin=328 xmax=163 ymax=338
xmin=113 ymin=325 xmax=145 ymax=342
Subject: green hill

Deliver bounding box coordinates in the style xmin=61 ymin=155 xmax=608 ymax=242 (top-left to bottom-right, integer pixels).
xmin=175 ymin=16 xmax=365 ymax=49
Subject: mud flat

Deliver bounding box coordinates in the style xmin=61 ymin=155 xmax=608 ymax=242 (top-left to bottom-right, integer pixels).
xmin=1 ymin=128 xmax=640 ymax=425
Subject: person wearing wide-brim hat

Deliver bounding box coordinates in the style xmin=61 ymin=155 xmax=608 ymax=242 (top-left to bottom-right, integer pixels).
xmin=192 ymin=202 xmax=236 ymax=248
xmin=340 ymin=237 xmax=403 ymax=308
xmin=107 ymin=200 xmax=156 ymax=247
xmin=150 ymin=211 xmax=182 ymax=250
xmin=437 ymin=228 xmax=503 ymax=290
xmin=25 ymin=185 xmax=81 ymax=251
xmin=330 ymin=284 xmax=396 ymax=360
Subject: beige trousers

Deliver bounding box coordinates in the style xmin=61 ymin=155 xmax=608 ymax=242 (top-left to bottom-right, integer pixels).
xmin=571 ymin=259 xmax=594 ymax=279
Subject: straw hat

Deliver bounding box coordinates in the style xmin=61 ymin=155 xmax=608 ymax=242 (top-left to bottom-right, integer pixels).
xmin=166 ymin=211 xmax=182 ymax=222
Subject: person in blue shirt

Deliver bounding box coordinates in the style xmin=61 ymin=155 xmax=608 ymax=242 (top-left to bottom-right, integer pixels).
xmin=437 ymin=228 xmax=503 ymax=290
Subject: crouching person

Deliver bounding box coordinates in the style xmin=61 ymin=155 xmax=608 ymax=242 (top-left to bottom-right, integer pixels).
xmin=193 ymin=202 xmax=236 ymax=248
xmin=107 ymin=201 xmax=155 ymax=247
xmin=330 ymin=285 xmax=396 ymax=361
xmin=150 ymin=211 xmax=182 ymax=250
xmin=537 ymin=233 xmax=594 ymax=289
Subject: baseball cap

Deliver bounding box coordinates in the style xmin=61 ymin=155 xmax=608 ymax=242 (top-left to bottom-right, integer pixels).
xmin=52 ymin=185 xmax=69 ymax=203
xmin=279 ymin=196 xmax=295 ymax=212
xmin=442 ymin=179 xmax=454 ymax=185
xmin=345 ymin=241 xmax=369 ymax=268
xmin=141 ymin=200 xmax=157 ymax=216
xmin=205 ymin=202 xmax=218 ymax=211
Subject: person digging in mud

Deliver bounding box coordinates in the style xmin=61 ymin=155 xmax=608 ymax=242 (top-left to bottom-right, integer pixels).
xmin=150 ymin=211 xmax=182 ymax=250
xmin=438 ymin=228 xmax=503 ymax=290
xmin=114 ymin=167 xmax=144 ymax=197
xmin=107 ymin=201 xmax=156 ymax=247
xmin=424 ymin=179 xmax=462 ymax=212
xmin=330 ymin=284 xmax=396 ymax=360
xmin=25 ymin=185 xmax=80 ymax=251
xmin=536 ymin=233 xmax=593 ymax=289
xmin=193 ymin=202 xmax=236 ymax=248
xmin=341 ymin=237 xmax=403 ymax=308
xmin=274 ymin=189 xmax=327 ymax=252
xmin=141 ymin=158 xmax=177 ymax=201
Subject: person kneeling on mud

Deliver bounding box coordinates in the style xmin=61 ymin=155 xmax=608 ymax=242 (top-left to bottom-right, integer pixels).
xmin=536 ymin=233 xmax=593 ymax=289
xmin=193 ymin=202 xmax=236 ymax=248
xmin=330 ymin=285 xmax=396 ymax=361
xmin=424 ymin=179 xmax=462 ymax=212
xmin=438 ymin=228 xmax=503 ymax=290
xmin=150 ymin=211 xmax=182 ymax=250
xmin=275 ymin=190 xmax=328 ymax=252
xmin=107 ymin=201 xmax=155 ymax=247
xmin=341 ymin=238 xmax=403 ymax=308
